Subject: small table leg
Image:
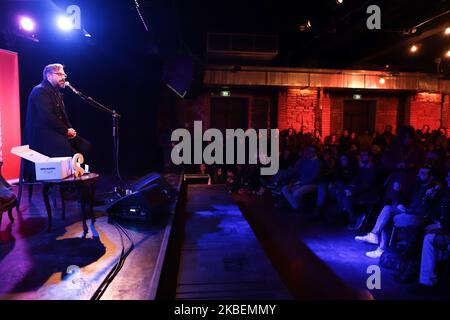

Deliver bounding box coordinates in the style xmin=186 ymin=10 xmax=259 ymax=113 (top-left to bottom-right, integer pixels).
xmin=78 ymin=186 xmax=89 ymax=236
xmin=59 ymin=187 xmax=66 ymax=220
xmin=89 ymin=183 xmax=96 ymax=223
xmin=43 ymin=184 xmax=52 ymax=232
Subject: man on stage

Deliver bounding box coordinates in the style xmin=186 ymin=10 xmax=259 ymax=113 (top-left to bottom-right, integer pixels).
xmin=24 ymin=63 xmax=91 ymax=160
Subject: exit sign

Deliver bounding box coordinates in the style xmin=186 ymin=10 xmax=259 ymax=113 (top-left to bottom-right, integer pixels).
xmin=353 ymin=94 xmax=362 ymax=100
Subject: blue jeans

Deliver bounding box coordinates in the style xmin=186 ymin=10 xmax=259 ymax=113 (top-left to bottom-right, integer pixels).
xmin=281 ymin=184 xmax=317 ymax=209
xmin=371 ymin=205 xmax=424 ymax=250
xmin=419 ymin=233 xmax=450 ymax=286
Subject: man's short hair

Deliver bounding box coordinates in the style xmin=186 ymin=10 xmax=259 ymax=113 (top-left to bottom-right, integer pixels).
xmin=43 ymin=63 xmax=64 ymax=80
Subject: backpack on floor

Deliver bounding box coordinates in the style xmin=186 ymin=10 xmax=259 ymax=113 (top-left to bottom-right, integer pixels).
xmin=379 ymin=248 xmax=419 ymax=283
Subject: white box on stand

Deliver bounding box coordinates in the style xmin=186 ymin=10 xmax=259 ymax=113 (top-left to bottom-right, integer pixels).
xmin=11 ymin=145 xmax=73 ymax=181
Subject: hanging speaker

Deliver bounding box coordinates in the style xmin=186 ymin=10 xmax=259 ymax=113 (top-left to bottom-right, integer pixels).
xmin=162 ymin=55 xmax=194 ymax=98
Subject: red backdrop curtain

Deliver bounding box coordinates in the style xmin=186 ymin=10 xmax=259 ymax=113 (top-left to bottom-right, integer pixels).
xmin=0 ymin=49 xmax=21 ymax=181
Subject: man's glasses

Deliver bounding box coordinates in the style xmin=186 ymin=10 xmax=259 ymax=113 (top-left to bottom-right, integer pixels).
xmin=52 ymin=72 xmax=67 ymax=77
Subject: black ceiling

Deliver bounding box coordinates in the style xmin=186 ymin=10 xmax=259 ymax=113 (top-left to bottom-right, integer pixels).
xmin=1 ymin=0 xmax=450 ymax=73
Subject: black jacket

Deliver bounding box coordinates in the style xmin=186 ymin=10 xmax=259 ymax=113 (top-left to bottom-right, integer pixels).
xmin=24 ymin=80 xmax=73 ymax=157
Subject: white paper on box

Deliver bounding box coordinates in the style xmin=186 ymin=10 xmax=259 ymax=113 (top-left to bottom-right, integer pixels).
xmin=11 ymin=145 xmax=73 ymax=180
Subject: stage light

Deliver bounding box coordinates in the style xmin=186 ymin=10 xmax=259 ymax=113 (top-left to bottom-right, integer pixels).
xmin=445 ymin=27 xmax=450 ymax=35
xmin=83 ymin=30 xmax=92 ymax=38
xmin=410 ymin=45 xmax=418 ymax=53
xmin=336 ymin=0 xmax=344 ymax=5
xmin=19 ymin=17 xmax=35 ymax=32
xmin=379 ymin=77 xmax=385 ymax=84
xmin=446 ymin=50 xmax=450 ymax=58
xmin=299 ymin=19 xmax=312 ymax=32
xmin=57 ymin=16 xmax=74 ymax=31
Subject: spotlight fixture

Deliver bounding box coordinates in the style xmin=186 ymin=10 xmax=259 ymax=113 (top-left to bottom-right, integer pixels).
xmin=83 ymin=29 xmax=92 ymax=38
xmin=379 ymin=77 xmax=385 ymax=84
xmin=336 ymin=0 xmax=344 ymax=5
xmin=299 ymin=19 xmax=312 ymax=32
xmin=445 ymin=27 xmax=450 ymax=35
xmin=410 ymin=45 xmax=418 ymax=53
xmin=19 ymin=17 xmax=35 ymax=32
xmin=57 ymin=16 xmax=73 ymax=31
xmin=446 ymin=50 xmax=450 ymax=58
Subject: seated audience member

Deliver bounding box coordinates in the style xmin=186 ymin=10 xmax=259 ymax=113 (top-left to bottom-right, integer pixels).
xmin=334 ymin=150 xmax=381 ymax=230
xmin=198 ymin=163 xmax=208 ymax=175
xmin=334 ymin=154 xmax=357 ymax=186
xmin=212 ymin=167 xmax=226 ymax=184
xmin=349 ymin=132 xmax=360 ymax=149
xmin=419 ymin=125 xmax=432 ymax=145
xmin=383 ymin=173 xmax=407 ymax=206
xmin=281 ymin=146 xmax=322 ymax=211
xmin=312 ymin=129 xmax=323 ymax=148
xmin=226 ymin=168 xmax=239 ymax=193
xmin=416 ymin=171 xmax=450 ymax=291
xmin=325 ymin=134 xmax=339 ymax=149
xmin=374 ymin=125 xmax=396 ymax=151
xmin=282 ymin=128 xmax=299 ymax=153
xmin=355 ymin=165 xmax=440 ymax=258
xmin=339 ymin=130 xmax=351 ymax=152
xmin=385 ymin=125 xmax=426 ymax=195
xmin=370 ymin=144 xmax=383 ymax=166
xmin=358 ymin=130 xmax=374 ymax=151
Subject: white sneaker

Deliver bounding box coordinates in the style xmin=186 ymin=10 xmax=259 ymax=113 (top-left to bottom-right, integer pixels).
xmin=366 ymin=247 xmax=384 ymax=259
xmin=354 ymin=232 xmax=379 ymax=245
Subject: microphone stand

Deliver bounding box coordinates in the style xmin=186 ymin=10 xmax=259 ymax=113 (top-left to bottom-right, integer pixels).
xmin=67 ymin=84 xmax=128 ymax=199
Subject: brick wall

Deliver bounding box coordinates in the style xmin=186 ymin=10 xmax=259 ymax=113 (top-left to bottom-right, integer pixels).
xmin=408 ymin=92 xmax=442 ymax=131
xmin=440 ymin=94 xmax=450 ymax=130
xmin=278 ymin=88 xmax=317 ymax=132
xmin=329 ymin=92 xmax=398 ymax=135
xmin=374 ymin=97 xmax=398 ymax=133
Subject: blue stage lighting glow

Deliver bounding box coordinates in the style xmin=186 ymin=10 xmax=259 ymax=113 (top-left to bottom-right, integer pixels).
xmin=19 ymin=17 xmax=35 ymax=32
xmin=57 ymin=16 xmax=73 ymax=31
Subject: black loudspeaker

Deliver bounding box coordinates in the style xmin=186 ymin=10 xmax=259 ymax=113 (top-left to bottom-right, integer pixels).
xmin=107 ymin=183 xmax=172 ymax=222
xmin=162 ymin=55 xmax=194 ymax=98
xmin=131 ymin=172 xmax=161 ymax=192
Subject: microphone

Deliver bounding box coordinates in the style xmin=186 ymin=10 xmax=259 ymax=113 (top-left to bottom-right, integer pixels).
xmin=65 ymin=81 xmax=80 ymax=95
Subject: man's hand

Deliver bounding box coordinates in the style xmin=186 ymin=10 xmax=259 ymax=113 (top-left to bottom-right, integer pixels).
xmin=344 ymin=189 xmax=352 ymax=197
xmin=67 ymin=128 xmax=77 ymax=139
xmin=396 ymin=204 xmax=407 ymax=213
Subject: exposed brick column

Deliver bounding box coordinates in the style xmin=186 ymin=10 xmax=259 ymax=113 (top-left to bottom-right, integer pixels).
xmin=277 ymin=87 xmax=318 ymax=133
xmin=441 ymin=94 xmax=450 ymax=129
xmin=408 ymin=92 xmax=442 ymax=130
xmin=318 ymin=89 xmax=331 ymax=137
